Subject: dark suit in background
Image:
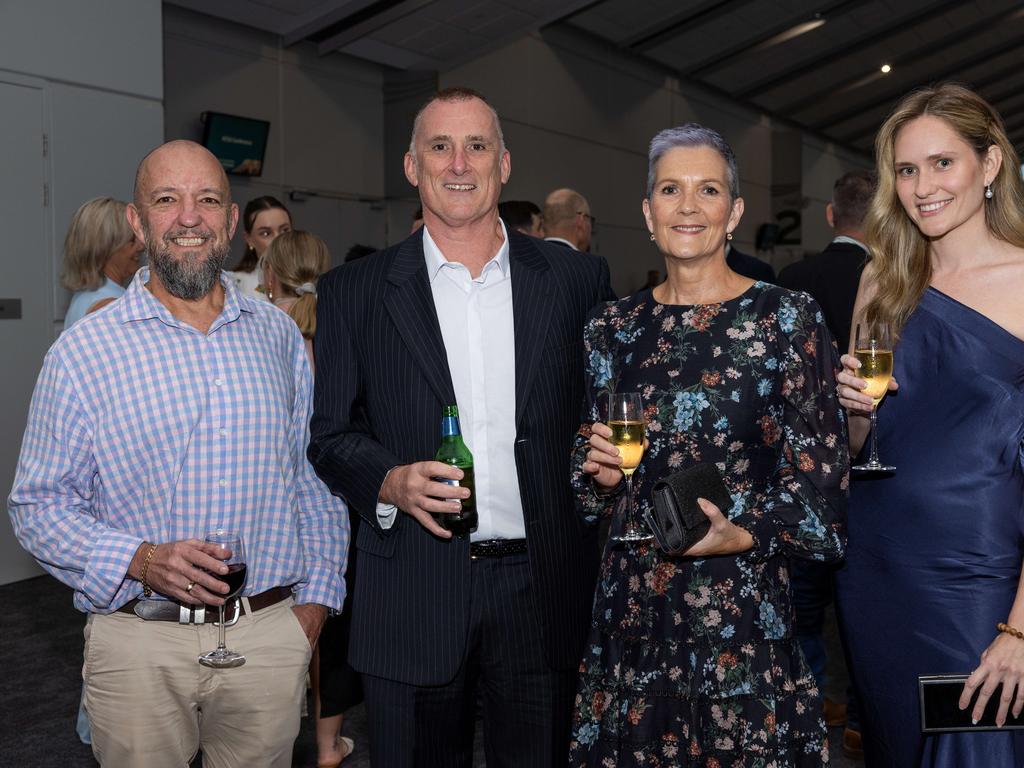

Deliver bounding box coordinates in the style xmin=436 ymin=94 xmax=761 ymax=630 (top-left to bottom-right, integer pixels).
xmin=776 ymin=239 xmax=868 ymax=351
xmin=726 ymin=243 xmax=776 ymax=282
xmin=309 ymin=227 xmax=612 ymax=766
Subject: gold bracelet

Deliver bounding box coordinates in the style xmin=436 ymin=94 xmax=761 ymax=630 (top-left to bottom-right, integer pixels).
xmin=997 ymin=622 xmax=1024 ymax=641
xmin=139 ymin=543 xmax=158 ymax=598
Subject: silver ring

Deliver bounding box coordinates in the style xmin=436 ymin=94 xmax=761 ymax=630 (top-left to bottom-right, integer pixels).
xmin=185 ymin=580 xmax=195 ymax=593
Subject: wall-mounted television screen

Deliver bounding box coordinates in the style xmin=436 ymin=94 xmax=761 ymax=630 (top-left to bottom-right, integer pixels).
xmin=201 ymin=112 xmax=270 ymax=176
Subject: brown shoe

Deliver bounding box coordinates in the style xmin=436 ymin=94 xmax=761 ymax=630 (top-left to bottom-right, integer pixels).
xmin=823 ymin=696 xmax=847 ymax=727
xmin=842 ymin=727 xmax=864 ymax=760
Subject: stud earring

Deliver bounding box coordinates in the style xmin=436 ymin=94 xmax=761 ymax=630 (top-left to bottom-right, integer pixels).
xmin=726 ymin=232 xmax=734 ymax=241
xmin=649 ymin=233 xmax=656 ymax=241
xmin=985 ymin=184 xmax=993 ymax=199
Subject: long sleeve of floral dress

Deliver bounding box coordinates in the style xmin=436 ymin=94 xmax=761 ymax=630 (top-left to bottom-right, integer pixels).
xmin=728 ymin=290 xmax=848 ymax=563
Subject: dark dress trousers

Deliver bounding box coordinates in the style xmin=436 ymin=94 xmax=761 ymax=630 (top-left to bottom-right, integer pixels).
xmin=308 ymin=226 xmax=614 ymax=760
xmin=776 ymin=239 xmax=868 ymax=351
xmin=727 ymin=245 xmax=776 ymax=283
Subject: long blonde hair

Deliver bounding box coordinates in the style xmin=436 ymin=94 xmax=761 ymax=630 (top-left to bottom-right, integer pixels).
xmin=61 ymin=197 xmax=135 ymax=291
xmin=262 ymin=230 xmax=330 ymax=339
xmin=864 ymin=83 xmax=1024 ymax=333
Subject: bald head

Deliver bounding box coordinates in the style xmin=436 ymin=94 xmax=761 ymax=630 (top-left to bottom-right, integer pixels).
xmin=543 ymin=188 xmax=592 ymax=251
xmin=134 ymin=140 xmax=231 ymax=208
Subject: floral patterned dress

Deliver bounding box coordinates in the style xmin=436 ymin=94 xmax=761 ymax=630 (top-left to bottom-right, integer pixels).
xmin=568 ymin=284 xmax=849 ymax=768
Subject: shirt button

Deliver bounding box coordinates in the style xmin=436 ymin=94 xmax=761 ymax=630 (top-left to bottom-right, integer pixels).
xmin=219 ymin=428 xmax=227 ymax=437
xmin=214 ymin=378 xmax=223 ymax=387
xmin=219 ymin=478 xmax=227 ymax=487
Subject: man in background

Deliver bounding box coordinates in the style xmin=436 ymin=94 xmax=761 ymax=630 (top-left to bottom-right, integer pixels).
xmin=778 ymin=169 xmax=876 ymax=350
xmin=543 ymin=187 xmax=594 ymax=252
xmin=499 ymin=199 xmax=544 ymax=238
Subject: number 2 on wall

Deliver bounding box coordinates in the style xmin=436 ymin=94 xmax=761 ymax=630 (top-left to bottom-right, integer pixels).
xmin=775 ymin=210 xmax=801 ymax=245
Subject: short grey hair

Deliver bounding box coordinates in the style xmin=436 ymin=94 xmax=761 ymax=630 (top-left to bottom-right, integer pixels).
xmin=408 ymin=86 xmax=505 ymax=160
xmin=646 ymin=123 xmax=739 ymax=200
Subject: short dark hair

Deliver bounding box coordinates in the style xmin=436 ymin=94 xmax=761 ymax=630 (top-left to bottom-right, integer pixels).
xmin=832 ymin=170 xmax=876 ymax=230
xmin=345 ymin=243 xmax=377 ymax=263
xmin=498 ymin=200 xmax=540 ymax=231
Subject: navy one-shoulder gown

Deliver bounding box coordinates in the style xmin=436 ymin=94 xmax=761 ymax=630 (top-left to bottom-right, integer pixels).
xmin=836 ymin=287 xmax=1024 ymax=767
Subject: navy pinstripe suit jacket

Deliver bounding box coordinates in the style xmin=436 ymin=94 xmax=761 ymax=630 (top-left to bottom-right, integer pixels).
xmin=309 ymin=226 xmax=614 ymax=686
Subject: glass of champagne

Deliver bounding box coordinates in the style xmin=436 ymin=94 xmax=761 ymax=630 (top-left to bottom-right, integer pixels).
xmin=198 ymin=530 xmax=248 ymax=668
xmin=608 ymin=391 xmax=652 ymax=544
xmin=852 ymin=322 xmax=895 ymax=472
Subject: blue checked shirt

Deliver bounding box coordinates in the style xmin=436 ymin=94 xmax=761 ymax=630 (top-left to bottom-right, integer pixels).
xmin=9 ymin=269 xmax=348 ymax=614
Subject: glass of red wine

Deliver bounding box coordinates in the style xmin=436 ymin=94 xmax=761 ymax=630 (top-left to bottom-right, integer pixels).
xmin=198 ymin=530 xmax=247 ymax=668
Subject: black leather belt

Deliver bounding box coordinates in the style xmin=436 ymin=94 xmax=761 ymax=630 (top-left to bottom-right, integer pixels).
xmin=115 ymin=586 xmax=291 ymax=624
xmin=469 ymin=539 xmax=527 ymax=560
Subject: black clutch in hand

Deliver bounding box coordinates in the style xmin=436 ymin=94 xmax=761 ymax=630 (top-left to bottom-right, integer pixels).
xmin=643 ymin=463 xmax=731 ymax=555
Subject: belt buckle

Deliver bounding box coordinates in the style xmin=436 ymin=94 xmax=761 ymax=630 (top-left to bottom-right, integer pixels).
xmin=212 ymin=598 xmax=241 ymax=627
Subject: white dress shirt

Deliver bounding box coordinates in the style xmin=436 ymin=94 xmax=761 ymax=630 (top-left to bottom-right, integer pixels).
xmin=377 ymin=223 xmax=526 ymax=541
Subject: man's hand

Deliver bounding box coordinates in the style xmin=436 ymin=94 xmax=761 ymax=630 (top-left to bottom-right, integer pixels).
xmin=128 ymin=540 xmax=232 ymax=605
xmin=379 ymin=461 xmax=470 ymax=539
xmin=292 ymin=603 xmax=328 ymax=649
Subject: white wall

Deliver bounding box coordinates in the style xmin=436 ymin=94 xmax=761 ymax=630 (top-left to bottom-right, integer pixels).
xmin=163 ymin=5 xmax=389 ymax=266
xmin=0 ymin=0 xmax=165 ymax=585
xmin=441 ymin=27 xmax=870 ymax=295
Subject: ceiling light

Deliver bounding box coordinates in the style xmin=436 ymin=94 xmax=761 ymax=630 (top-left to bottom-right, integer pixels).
xmin=748 ymin=14 xmax=826 ymax=54
xmin=880 ymin=64 xmax=892 ymax=74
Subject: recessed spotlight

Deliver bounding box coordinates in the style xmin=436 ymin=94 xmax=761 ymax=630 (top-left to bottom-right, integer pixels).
xmin=881 ymin=64 xmax=892 ymax=74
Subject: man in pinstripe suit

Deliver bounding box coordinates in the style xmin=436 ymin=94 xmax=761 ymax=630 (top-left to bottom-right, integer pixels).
xmin=309 ymin=87 xmax=614 ymax=766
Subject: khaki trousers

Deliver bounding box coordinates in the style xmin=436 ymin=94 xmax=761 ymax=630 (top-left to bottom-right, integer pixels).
xmin=83 ymin=597 xmax=311 ymax=768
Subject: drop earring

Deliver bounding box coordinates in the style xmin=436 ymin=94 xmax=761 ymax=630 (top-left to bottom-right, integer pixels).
xmin=985 ymin=184 xmax=993 ymax=199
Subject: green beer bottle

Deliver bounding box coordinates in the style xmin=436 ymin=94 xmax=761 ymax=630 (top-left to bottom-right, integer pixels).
xmin=433 ymin=405 xmax=477 ymax=536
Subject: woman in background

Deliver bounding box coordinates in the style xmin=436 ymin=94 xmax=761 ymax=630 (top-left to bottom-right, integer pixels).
xmin=62 ymin=196 xmax=143 ymax=330
xmin=836 ymin=83 xmax=1024 ymax=767
xmin=263 ymin=230 xmax=359 ymax=766
xmin=227 ymin=195 xmax=291 ymax=300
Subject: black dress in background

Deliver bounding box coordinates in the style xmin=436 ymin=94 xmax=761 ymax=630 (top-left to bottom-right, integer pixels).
xmin=318 ymin=511 xmax=363 ymax=717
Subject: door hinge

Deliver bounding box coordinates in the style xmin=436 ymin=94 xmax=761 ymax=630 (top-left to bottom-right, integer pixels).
xmin=42 ymin=133 xmax=48 ymax=157
xmin=43 ymin=182 xmax=49 ymax=207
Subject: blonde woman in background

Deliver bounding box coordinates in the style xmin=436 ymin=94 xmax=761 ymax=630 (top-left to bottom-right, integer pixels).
xmin=262 ymin=230 xmax=328 ymax=366
xmin=836 ymin=83 xmax=1024 ymax=767
xmin=263 ymin=230 xmax=359 ymax=767
xmin=62 ymin=196 xmax=143 ymax=330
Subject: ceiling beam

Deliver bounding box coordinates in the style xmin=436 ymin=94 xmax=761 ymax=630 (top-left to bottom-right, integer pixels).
xmin=315 ymin=0 xmax=436 ymax=56
xmin=624 ymin=0 xmax=738 ymax=51
xmin=282 ymin=0 xmax=382 ymax=47
xmin=735 ymin=0 xmax=963 ymax=101
xmin=813 ymin=31 xmax=1024 ymax=132
xmin=780 ymin=6 xmax=1024 ymax=120
xmin=683 ymin=0 xmax=861 ymax=77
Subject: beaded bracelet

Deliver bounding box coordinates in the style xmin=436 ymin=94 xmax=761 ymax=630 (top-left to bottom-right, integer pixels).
xmin=139 ymin=543 xmax=158 ymax=597
xmin=997 ymin=622 xmax=1024 ymax=641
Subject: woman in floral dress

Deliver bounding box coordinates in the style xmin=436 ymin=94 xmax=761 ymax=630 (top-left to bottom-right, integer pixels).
xmin=568 ymin=124 xmax=849 ymax=767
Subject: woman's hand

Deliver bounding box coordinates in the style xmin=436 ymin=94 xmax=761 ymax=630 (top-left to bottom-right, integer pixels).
xmin=960 ymin=632 xmax=1024 ymax=726
xmin=581 ymin=422 xmax=625 ymax=492
xmin=837 ymin=353 xmax=899 ymax=414
xmin=680 ymin=498 xmax=754 ymax=557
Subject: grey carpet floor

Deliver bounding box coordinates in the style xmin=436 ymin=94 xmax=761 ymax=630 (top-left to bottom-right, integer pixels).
xmin=0 ymin=574 xmax=861 ymax=767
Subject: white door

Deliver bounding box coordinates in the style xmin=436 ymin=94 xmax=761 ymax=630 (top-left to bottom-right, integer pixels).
xmin=0 ymin=79 xmax=49 ymax=584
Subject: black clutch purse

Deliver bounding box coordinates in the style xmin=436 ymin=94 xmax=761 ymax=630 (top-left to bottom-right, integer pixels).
xmin=919 ymin=674 xmax=1024 ymax=732
xmin=642 ymin=463 xmax=731 ymax=555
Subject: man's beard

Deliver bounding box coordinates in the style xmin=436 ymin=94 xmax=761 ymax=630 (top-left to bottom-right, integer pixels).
xmin=145 ymin=225 xmax=229 ymax=300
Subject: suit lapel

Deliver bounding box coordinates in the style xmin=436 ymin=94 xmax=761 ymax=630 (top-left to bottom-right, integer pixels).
xmin=384 ymin=232 xmax=456 ymax=407
xmin=510 ymin=232 xmax=553 ymax=427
